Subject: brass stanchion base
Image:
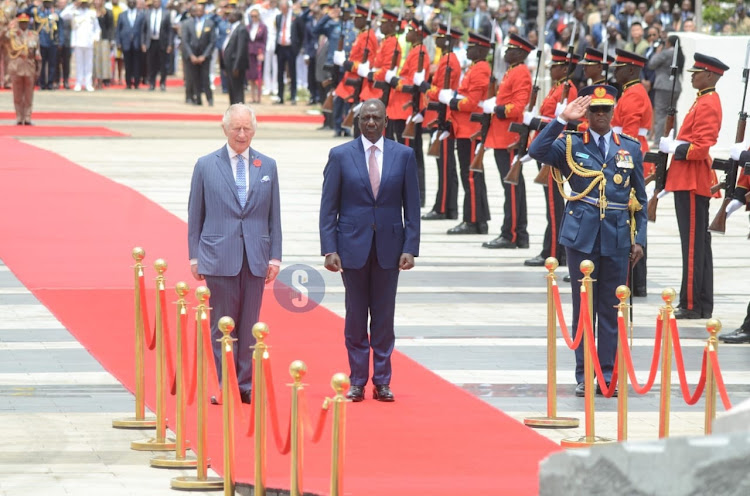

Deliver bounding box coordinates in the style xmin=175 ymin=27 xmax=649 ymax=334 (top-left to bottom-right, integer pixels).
xmin=130 ymin=437 xmax=177 ymax=451
xmin=560 ymin=435 xmax=616 ymax=448
xmin=150 ymin=451 xmax=198 ymax=468
xmin=112 ymin=416 xmax=156 ymax=429
xmin=524 ymin=416 xmax=580 ymax=429
xmin=170 ymin=475 xmax=224 ymax=490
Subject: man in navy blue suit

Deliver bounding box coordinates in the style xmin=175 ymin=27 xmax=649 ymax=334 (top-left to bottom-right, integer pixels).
xmin=116 ymin=0 xmax=145 ymax=89
xmin=319 ymin=98 xmax=421 ymax=402
xmin=528 ymin=86 xmax=647 ymax=398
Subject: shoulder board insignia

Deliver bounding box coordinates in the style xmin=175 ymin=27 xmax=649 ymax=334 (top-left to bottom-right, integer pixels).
xmin=619 ymin=133 xmax=639 ymax=143
xmin=563 ymin=130 xmax=582 ymax=135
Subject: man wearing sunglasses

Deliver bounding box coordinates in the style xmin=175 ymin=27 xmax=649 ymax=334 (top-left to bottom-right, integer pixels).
xmin=528 ymin=86 xmax=648 ymax=398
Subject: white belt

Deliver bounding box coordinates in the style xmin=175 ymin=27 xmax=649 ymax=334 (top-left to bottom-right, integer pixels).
xmin=638 ymin=128 xmax=648 ymax=136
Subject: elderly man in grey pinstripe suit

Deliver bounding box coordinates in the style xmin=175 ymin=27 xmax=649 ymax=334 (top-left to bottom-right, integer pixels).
xmin=188 ymin=104 xmax=282 ymax=404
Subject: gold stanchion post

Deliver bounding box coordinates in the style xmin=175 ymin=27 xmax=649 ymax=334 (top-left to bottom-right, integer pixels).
xmin=561 ymin=260 xmax=614 ymax=448
xmin=615 ymin=285 xmax=630 ymax=442
xmin=525 ymin=257 xmax=579 ymax=429
xmin=704 ymin=318 xmax=721 ymax=434
xmin=253 ymin=322 xmax=270 ymax=496
xmin=113 ymin=247 xmax=157 ymax=429
xmin=218 ymin=317 xmax=237 ymax=496
xmin=132 ymin=259 xmax=176 ymax=451
xmin=658 ymin=288 xmax=676 ymax=439
xmin=171 ymin=286 xmax=223 ymax=490
xmin=152 ymin=282 xmax=197 ymax=468
xmin=289 ymin=360 xmax=307 ymax=496
xmin=329 ymin=373 xmax=349 ymax=496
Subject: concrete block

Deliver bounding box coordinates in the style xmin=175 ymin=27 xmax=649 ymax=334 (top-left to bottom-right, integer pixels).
xmin=713 ymin=397 xmax=750 ymax=435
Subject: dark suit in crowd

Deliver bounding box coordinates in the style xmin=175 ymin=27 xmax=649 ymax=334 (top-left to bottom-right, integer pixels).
xmin=182 ymin=13 xmax=216 ymax=105
xmin=142 ymin=6 xmax=174 ymax=90
xmin=116 ymin=5 xmax=146 ymax=88
xmin=223 ymin=20 xmax=249 ymax=104
xmin=274 ymin=6 xmax=304 ymax=103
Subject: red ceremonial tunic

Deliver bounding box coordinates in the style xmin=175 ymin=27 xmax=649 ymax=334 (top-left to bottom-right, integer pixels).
xmin=360 ymin=34 xmax=399 ymax=101
xmin=611 ymin=80 xmax=653 ymax=176
xmin=387 ymin=43 xmax=430 ymax=120
xmin=451 ymin=60 xmax=491 ymax=139
xmin=665 ymin=89 xmax=722 ymax=197
xmin=334 ymin=29 xmax=378 ymax=101
xmin=423 ymin=51 xmax=461 ymax=128
xmin=484 ymin=63 xmax=532 ymax=149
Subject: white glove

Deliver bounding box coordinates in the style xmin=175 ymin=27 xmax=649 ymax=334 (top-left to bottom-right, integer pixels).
xmin=356 ymin=61 xmax=370 ymax=78
xmin=523 ymin=111 xmax=536 ymax=126
xmin=646 ymin=182 xmax=656 ymax=201
xmin=411 ymin=113 xmax=424 ymax=124
xmin=612 ymin=126 xmax=623 ymax=134
xmin=439 ymin=130 xmax=450 ymax=141
xmin=729 ymin=141 xmax=749 ymax=161
xmin=385 ymin=69 xmax=397 ymax=84
xmin=413 ymin=70 xmax=425 ymax=86
xmin=657 ymin=189 xmax=670 ymax=200
xmin=520 ymin=154 xmax=533 ymax=163
xmin=352 ymin=102 xmax=363 ymax=115
xmin=333 ymin=50 xmax=346 ymax=67
xmin=438 ymin=88 xmax=453 ymax=105
xmin=726 ymin=198 xmax=744 ymax=216
xmin=430 ymin=130 xmax=438 ymax=144
xmin=475 ymin=141 xmax=483 ymax=155
xmin=658 ymin=129 xmax=675 ymax=154
xmin=405 ymin=114 xmax=412 ymax=125
xmin=554 ymin=99 xmax=567 ymax=117
xmin=481 ymin=98 xmax=495 ymax=114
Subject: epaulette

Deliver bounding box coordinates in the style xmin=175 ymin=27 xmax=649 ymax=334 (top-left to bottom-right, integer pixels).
xmin=619 ymin=133 xmax=639 ymax=143
xmin=563 ymin=130 xmax=582 ymax=135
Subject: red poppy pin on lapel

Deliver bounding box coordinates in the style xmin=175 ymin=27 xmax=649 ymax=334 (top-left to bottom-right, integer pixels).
xmin=253 ymin=158 xmax=262 ymax=167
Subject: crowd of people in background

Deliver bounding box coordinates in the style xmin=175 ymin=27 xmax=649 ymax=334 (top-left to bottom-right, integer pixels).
xmin=0 ymin=0 xmax=749 ymax=111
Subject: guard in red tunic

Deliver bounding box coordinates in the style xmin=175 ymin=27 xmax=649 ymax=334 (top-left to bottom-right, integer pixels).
xmin=359 ymin=8 xmax=400 ymax=102
xmin=579 ymin=47 xmax=612 ymax=85
xmin=610 ymin=48 xmax=653 ymax=297
xmin=523 ymin=49 xmax=580 ymax=266
xmin=385 ymin=19 xmax=431 ymax=206
xmin=421 ymin=22 xmax=462 ymax=221
xmin=438 ymin=32 xmax=491 ymax=235
xmin=480 ymin=33 xmax=533 ymax=249
xmin=660 ymin=53 xmax=727 ymax=319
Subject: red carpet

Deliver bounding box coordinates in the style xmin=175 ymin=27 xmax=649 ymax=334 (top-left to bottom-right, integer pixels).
xmin=0 ymin=136 xmax=560 ymax=495
xmin=0 ymin=125 xmax=127 ymax=137
xmin=0 ymin=112 xmax=322 ymax=124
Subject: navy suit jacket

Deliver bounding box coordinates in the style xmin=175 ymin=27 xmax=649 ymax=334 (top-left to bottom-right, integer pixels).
xmin=319 ymin=137 xmax=420 ymax=270
xmin=188 ymin=145 xmax=282 ymax=278
xmin=528 ymin=119 xmax=647 ymax=257
xmin=116 ymin=9 xmax=146 ymax=51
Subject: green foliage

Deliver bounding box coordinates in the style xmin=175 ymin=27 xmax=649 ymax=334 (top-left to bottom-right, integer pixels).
xmin=702 ymin=2 xmax=732 ymax=28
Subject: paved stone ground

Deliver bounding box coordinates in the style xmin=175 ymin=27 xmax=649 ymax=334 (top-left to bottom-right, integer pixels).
xmin=1 ymin=85 xmax=749 ymax=494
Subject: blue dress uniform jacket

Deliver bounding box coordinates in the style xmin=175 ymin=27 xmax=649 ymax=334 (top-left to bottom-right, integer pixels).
xmin=529 ymin=117 xmax=648 ymax=385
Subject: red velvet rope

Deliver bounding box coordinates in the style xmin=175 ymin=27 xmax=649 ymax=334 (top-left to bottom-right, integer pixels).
xmin=552 ymin=282 xmax=584 ymax=350
xmin=182 ymin=310 xmax=197 ymax=406
xmin=201 ymin=315 xmax=223 ymax=404
xmin=616 ymin=314 xmax=663 ymax=394
xmin=159 ymin=288 xmax=177 ymax=395
xmin=580 ymin=300 xmax=618 ymax=397
xmin=299 ymin=388 xmax=330 ymax=444
xmin=708 ymin=349 xmax=733 ymax=411
xmin=262 ymin=358 xmax=292 ymax=455
xmin=138 ymin=273 xmax=156 ymax=350
xmin=670 ymin=318 xmax=707 ymax=405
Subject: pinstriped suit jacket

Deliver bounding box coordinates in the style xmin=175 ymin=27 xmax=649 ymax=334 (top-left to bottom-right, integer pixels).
xmin=188 ymin=145 xmax=282 ymax=278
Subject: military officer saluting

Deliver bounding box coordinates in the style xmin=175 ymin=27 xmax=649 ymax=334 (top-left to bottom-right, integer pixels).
xmin=528 ymin=86 xmax=648 ymax=397
xmin=6 ymin=12 xmax=40 ymax=125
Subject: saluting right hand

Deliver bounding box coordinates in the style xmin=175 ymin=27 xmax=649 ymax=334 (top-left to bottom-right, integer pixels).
xmin=559 ymin=96 xmax=591 ymax=122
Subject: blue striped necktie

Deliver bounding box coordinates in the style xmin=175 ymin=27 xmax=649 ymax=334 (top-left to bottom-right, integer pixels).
xmin=236 ymin=155 xmax=247 ymax=207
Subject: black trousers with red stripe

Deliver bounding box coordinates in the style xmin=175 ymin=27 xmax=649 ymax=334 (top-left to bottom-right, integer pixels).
xmin=674 ymin=191 xmax=713 ymax=316
xmin=539 ymin=161 xmax=565 ymax=263
xmin=456 ymin=138 xmax=490 ymax=223
xmin=493 ymin=149 xmax=528 ymax=244
xmin=387 ymin=119 xmax=425 ymax=206
xmin=430 ymin=136 xmax=458 ymax=217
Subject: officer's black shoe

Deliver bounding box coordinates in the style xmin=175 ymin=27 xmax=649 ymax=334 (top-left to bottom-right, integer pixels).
xmin=596 ymin=382 xmax=618 ymax=397
xmin=721 ymin=329 xmax=750 ymax=344
xmin=422 ymin=211 xmax=447 ymax=220
xmin=575 ymin=382 xmax=585 ymax=397
xmin=674 ymin=309 xmax=702 ymax=320
xmin=718 ymin=328 xmax=743 ymax=342
xmin=447 ymin=222 xmax=484 ymax=234
xmin=482 ymin=236 xmax=516 ymax=249
xmin=517 ymin=240 xmax=530 ymax=249
xmin=563 ymin=275 xmax=571 ymax=282
xmin=524 ymin=255 xmax=546 ymax=267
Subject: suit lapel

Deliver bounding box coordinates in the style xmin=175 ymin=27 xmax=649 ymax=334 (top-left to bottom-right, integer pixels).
xmin=381 ymin=139 xmax=394 ymax=193
xmin=216 ymin=146 xmax=240 ymax=205
xmin=350 ymin=138 xmax=375 ymax=200
xmin=246 ymin=148 xmax=262 ymax=208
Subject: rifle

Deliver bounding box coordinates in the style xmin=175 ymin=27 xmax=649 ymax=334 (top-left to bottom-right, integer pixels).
xmin=341 ymin=3 xmax=373 ymax=129
xmin=469 ymin=19 xmax=498 ymax=173
xmin=534 ymin=20 xmax=578 ymax=185
xmin=402 ymin=47 xmax=426 ymax=139
xmin=708 ymin=41 xmax=750 ymax=234
xmin=504 ymin=47 xmax=542 ymax=185
xmin=646 ymin=38 xmax=680 ymax=222
xmin=426 ymin=12 xmax=453 ymax=157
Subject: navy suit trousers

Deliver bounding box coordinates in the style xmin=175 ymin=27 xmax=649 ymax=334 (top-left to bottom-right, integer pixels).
xmin=340 ymin=239 xmax=399 ymax=387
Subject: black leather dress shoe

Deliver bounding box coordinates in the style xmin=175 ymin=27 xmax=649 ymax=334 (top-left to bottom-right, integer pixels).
xmin=721 ymin=329 xmax=750 ymax=344
xmin=517 ymin=240 xmax=530 ymax=249
xmin=240 ymin=390 xmax=252 ymax=404
xmin=373 ymin=384 xmax=394 ymax=402
xmin=563 ymin=275 xmax=571 ymax=283
xmin=447 ymin=222 xmax=483 ymax=234
xmin=596 ymin=382 xmax=618 ymax=397
xmin=718 ymin=328 xmax=743 ymax=342
xmin=674 ymin=308 xmax=702 ymax=320
xmin=575 ymin=382 xmax=585 ymax=397
xmin=422 ymin=211 xmax=447 ymax=220
xmin=482 ymin=236 xmax=517 ymax=249
xmin=524 ymin=255 xmax=546 ymax=266
xmin=346 ymin=385 xmax=365 ymax=402
xmin=210 ymin=395 xmax=220 ymax=405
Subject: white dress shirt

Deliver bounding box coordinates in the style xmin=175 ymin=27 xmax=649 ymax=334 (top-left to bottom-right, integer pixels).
xmin=361 ymin=135 xmax=383 ymax=181
xmin=150 ymin=8 xmax=162 ymax=40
